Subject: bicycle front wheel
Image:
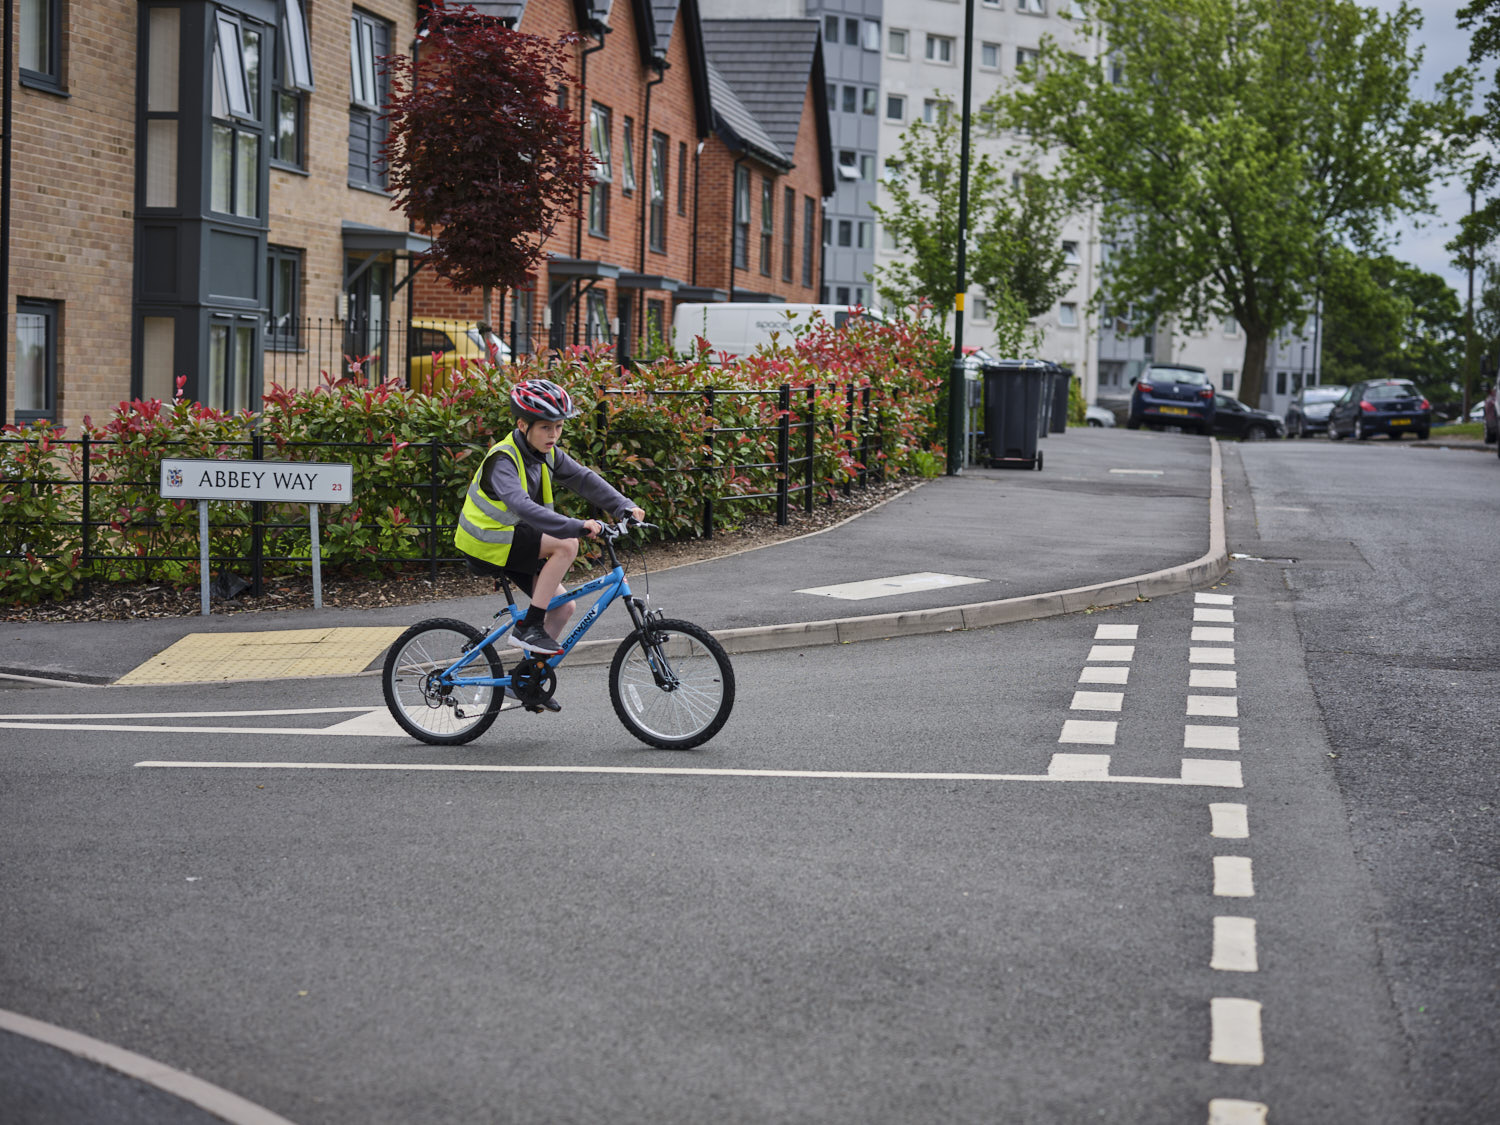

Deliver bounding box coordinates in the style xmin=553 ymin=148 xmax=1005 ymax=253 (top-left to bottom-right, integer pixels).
xmin=383 ymin=618 xmax=503 ymax=746
xmin=609 ymin=618 xmax=735 ymax=749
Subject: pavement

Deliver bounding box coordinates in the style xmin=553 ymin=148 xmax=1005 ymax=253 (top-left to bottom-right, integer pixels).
xmin=1 ymin=426 xmax=1225 ymax=1124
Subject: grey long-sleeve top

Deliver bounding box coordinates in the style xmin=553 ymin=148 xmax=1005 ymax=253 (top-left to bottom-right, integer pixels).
xmin=481 ymin=428 xmax=635 ymax=539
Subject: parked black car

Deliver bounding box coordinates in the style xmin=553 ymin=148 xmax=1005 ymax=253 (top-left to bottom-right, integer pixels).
xmin=1328 ymin=379 xmax=1432 ymax=441
xmin=1213 ymin=394 xmax=1285 ymax=440
xmin=1285 ymin=385 xmax=1348 ymax=437
xmin=1125 ymin=364 xmax=1216 ymax=434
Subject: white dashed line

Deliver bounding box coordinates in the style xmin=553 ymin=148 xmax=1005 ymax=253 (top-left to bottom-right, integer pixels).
xmin=1047 ymin=753 xmax=1112 ymax=780
xmin=1078 ymin=666 xmax=1130 ymax=684
xmin=1093 ymin=624 xmax=1139 ymax=639
xmin=1182 ymin=760 xmax=1244 ymax=787
xmin=1186 ymin=725 xmax=1241 ymax=751
xmin=1213 ymin=856 xmax=1255 ymax=898
xmin=1209 ymin=803 xmax=1250 ymax=838
xmin=1209 ymin=997 xmax=1265 ymax=1065
xmin=1196 ymin=592 xmax=1235 ymax=605
xmin=1211 ymin=917 xmax=1259 ymax=972
xmin=1059 ymin=719 xmax=1118 ymax=745
xmin=1191 ymin=668 xmax=1238 ymax=689
xmin=1071 ymin=691 xmax=1124 ymax=712
xmin=1187 ymin=695 xmax=1240 ymax=718
xmin=1192 ymin=626 xmax=1237 ymax=643
xmin=1208 ymin=1099 xmax=1269 ymax=1124
xmin=1194 ymin=607 xmax=1236 ymax=622
xmin=1190 ymin=647 xmax=1236 ymax=665
xmin=1086 ymin=644 xmax=1136 ymax=662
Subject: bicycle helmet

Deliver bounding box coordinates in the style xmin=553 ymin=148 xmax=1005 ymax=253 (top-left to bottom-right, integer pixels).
xmin=510 ymin=378 xmax=579 ymax=422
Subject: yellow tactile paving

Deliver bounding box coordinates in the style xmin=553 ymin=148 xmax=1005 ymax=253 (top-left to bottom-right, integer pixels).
xmin=115 ymin=627 xmax=407 ymax=685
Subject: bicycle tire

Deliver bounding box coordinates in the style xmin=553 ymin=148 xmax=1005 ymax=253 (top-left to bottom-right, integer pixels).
xmin=609 ymin=618 xmax=735 ymax=750
xmin=383 ymin=618 xmax=504 ymax=746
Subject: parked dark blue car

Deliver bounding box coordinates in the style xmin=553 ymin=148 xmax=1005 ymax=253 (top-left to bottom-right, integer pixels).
xmin=1125 ymin=364 xmax=1216 ymax=434
xmin=1328 ymin=379 xmax=1432 ymax=441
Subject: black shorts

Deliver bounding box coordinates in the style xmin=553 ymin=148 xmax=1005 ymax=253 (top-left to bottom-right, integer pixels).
xmin=464 ymin=523 xmax=543 ymax=595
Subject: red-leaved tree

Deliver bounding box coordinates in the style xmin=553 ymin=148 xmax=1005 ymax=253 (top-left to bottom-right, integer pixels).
xmin=383 ymin=2 xmax=594 ymax=333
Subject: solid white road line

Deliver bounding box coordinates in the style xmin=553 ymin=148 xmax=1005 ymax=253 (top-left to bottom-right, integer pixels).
xmin=1059 ymin=719 xmax=1118 ymax=745
xmin=1208 ymin=1098 xmax=1269 ymax=1124
xmin=1187 ymin=695 xmax=1240 ymax=718
xmin=1196 ymin=593 xmax=1235 ymax=605
xmin=1213 ymin=856 xmax=1256 ymax=898
xmin=1192 ymin=626 xmax=1237 ymax=643
xmin=133 ymin=759 xmax=1247 ymax=787
xmin=1210 ymin=803 xmax=1250 ymax=839
xmin=1186 ymin=725 xmax=1241 ymax=751
xmin=1191 ymin=669 xmax=1238 ymax=689
xmin=1211 ymin=916 xmax=1259 ymax=972
xmin=1093 ymin=624 xmax=1139 ymax=640
xmin=1086 ymin=644 xmax=1136 ymax=662
xmin=1194 ymin=608 xmax=1236 ymax=623
xmin=1078 ymin=665 xmax=1130 ymax=684
xmin=1209 ymin=997 xmax=1265 ymax=1065
xmin=1190 ymin=647 xmax=1236 ymax=665
xmin=0 ymin=706 xmax=376 ymax=721
xmin=0 ymin=720 xmax=407 ymax=738
xmin=1071 ymin=690 xmax=1125 ymax=712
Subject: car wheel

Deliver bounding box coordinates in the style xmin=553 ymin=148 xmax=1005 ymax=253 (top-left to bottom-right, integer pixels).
xmin=1088 ymin=418 xmax=1103 ymax=427
xmin=1244 ymin=425 xmax=1266 ymax=441
xmin=1355 ymin=419 xmax=1370 ymax=440
xmin=1329 ymin=422 xmax=1345 ymax=440
xmin=1416 ymin=428 xmax=1429 ymax=441
xmin=1125 ymin=417 xmax=1141 ymax=430
xmin=1389 ymin=430 xmax=1403 ymax=440
xmin=1294 ymin=418 xmax=1306 ymax=438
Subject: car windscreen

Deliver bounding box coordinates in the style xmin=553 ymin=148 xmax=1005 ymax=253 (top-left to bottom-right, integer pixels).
xmin=1364 ymin=383 xmax=1419 ymax=402
xmin=1302 ymin=387 xmax=1345 ymax=403
xmin=1148 ymin=367 xmax=1209 ymax=386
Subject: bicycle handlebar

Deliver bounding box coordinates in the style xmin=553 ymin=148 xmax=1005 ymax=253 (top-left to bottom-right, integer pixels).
xmin=596 ymin=516 xmax=657 ymax=540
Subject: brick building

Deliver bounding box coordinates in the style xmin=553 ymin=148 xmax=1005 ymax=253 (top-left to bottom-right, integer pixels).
xmin=3 ymin=0 xmax=833 ymax=430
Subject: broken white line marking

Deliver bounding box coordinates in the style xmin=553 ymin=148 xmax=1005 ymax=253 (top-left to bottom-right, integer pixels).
xmin=1196 ymin=593 xmax=1235 ymax=605
xmin=1210 ymin=803 xmax=1250 ymax=839
xmin=1059 ymin=719 xmax=1118 ymax=745
xmin=1192 ymin=626 xmax=1236 ymax=643
xmin=1213 ymin=856 xmax=1255 ymax=897
xmin=1078 ymin=666 xmax=1130 ymax=684
xmin=1190 ymin=669 xmax=1238 ymax=689
xmin=1210 ymin=997 xmax=1264 ymax=1065
xmin=1071 ymin=691 xmax=1124 ymax=712
xmin=1208 ymin=1099 xmax=1268 ymax=1124
xmin=1186 ymin=725 xmax=1241 ymax=751
xmin=1048 ymin=753 xmax=1112 ymax=780
xmin=1093 ymin=624 xmax=1139 ymax=640
xmin=1190 ymin=647 xmax=1236 ymax=665
xmin=1187 ymin=695 xmax=1239 ymax=718
xmin=1211 ymin=917 xmax=1259 ymax=972
xmin=1086 ymin=644 xmax=1135 ymax=662
xmin=1194 ymin=607 xmax=1235 ymax=622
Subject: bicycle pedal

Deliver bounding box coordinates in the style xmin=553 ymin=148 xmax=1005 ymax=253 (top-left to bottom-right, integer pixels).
xmin=524 ymin=699 xmax=562 ymax=714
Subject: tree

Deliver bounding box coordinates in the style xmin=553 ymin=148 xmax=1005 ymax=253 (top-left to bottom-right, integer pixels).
xmin=985 ymin=0 xmax=1471 ymax=407
xmin=1320 ymin=250 xmax=1464 ymax=396
xmin=871 ymin=109 xmax=1071 ymax=357
xmin=383 ymin=2 xmax=595 ymax=335
xmin=1454 ymin=0 xmax=1500 ymax=258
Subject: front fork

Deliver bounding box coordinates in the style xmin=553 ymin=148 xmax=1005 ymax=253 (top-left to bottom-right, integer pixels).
xmin=624 ymin=596 xmax=678 ymax=690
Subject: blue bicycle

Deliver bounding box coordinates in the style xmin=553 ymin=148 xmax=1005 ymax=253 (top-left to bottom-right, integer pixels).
xmin=381 ymin=519 xmax=735 ymax=749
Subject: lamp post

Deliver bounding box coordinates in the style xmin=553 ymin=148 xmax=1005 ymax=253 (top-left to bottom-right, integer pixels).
xmin=947 ymin=0 xmax=977 ymax=475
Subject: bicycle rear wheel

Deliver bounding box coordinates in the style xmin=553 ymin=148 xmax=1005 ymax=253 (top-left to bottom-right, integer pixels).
xmin=383 ymin=618 xmax=503 ymax=745
xmin=609 ymin=618 xmax=735 ymax=749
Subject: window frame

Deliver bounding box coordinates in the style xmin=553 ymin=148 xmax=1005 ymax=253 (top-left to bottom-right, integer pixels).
xmin=888 ymin=28 xmax=909 ymax=58
xmin=19 ymin=0 xmax=63 ymax=92
xmin=212 ymin=12 xmax=266 ymax=218
xmin=1058 ymin=301 xmax=1078 ymax=327
xmin=925 ymin=34 xmax=955 ymax=64
xmin=589 ymin=103 xmax=613 ymax=237
xmin=648 ymin=131 xmax=668 ymax=252
xmin=760 ymin=177 xmax=774 ymax=277
xmin=733 ymin=165 xmax=750 ymax=270
xmin=782 ymin=186 xmax=796 ymax=283
xmin=348 ymin=9 xmax=391 ymax=190
xmin=980 ymin=41 xmax=1001 ymax=70
xmin=14 ymin=298 xmax=59 ymax=423
xmin=266 ymin=245 xmax=303 ymax=350
xmin=621 ymin=116 xmax=636 ymax=195
xmin=677 ymin=140 xmax=688 ymax=215
xmin=885 ymin=94 xmax=906 ymax=122
xmin=802 ymin=196 xmax=815 ymax=287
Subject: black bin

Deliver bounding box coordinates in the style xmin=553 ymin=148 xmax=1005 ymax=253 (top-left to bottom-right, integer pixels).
xmin=1049 ymin=364 xmax=1072 ymax=434
xmin=981 ymin=360 xmax=1048 ymax=470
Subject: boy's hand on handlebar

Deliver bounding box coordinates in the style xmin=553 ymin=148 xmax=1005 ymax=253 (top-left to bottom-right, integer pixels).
xmin=581 ymin=519 xmax=603 ymax=539
xmin=627 ymin=507 xmax=646 ymax=523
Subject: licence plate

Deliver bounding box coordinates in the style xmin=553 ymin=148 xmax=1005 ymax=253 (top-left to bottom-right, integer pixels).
xmin=1391 ymin=418 xmax=1411 ymax=425
xmin=1160 ymin=406 xmax=1190 ymax=416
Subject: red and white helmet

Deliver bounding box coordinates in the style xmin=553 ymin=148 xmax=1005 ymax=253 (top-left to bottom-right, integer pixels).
xmin=510 ymin=378 xmax=579 ymax=422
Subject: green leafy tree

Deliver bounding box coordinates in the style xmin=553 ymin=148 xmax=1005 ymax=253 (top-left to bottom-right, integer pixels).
xmin=871 ymin=109 xmax=1071 ymax=356
xmin=1454 ymin=0 xmax=1500 ymax=258
xmin=1321 ymin=250 xmax=1464 ymax=396
xmin=985 ymin=0 xmax=1471 ymax=407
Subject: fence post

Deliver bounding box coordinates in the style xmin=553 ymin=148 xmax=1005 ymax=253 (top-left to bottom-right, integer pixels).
xmin=702 ymin=387 xmax=715 ymax=540
xmin=429 ymin=439 xmax=440 ymax=582
xmin=865 ymin=385 xmax=881 ymax=483
xmin=80 ymin=434 xmax=92 ymax=599
xmin=803 ymin=383 xmax=815 ymax=514
xmin=777 ymin=384 xmax=790 ymax=526
xmin=844 ymin=383 xmax=854 ymax=497
xmin=250 ymin=431 xmax=265 ymax=597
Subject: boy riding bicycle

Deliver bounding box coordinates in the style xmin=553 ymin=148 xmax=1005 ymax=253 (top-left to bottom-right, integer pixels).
xmin=455 ymin=378 xmax=645 ymax=663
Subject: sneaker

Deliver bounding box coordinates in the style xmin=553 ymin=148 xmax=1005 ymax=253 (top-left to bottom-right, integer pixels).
xmin=509 ymin=620 xmax=563 ymax=655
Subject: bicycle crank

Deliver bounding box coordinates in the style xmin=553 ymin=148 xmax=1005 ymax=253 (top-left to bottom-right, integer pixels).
xmin=510 ymin=657 xmax=559 ymax=713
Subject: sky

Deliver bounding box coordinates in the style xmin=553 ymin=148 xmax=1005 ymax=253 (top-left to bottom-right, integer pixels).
xmin=1371 ymin=0 xmax=1492 ymax=299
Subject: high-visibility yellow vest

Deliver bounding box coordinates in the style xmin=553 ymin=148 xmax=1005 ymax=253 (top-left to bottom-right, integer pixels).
xmin=453 ymin=432 xmax=554 ymax=566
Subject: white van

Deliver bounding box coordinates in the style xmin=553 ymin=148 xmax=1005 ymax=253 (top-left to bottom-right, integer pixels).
xmin=670 ymin=302 xmax=885 ymax=361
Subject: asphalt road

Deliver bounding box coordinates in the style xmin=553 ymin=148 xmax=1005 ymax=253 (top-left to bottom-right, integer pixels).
xmin=1 ymin=433 xmax=1495 ymax=1123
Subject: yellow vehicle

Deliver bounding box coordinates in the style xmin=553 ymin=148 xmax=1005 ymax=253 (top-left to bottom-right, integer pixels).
xmin=407 ymin=319 xmax=512 ymax=393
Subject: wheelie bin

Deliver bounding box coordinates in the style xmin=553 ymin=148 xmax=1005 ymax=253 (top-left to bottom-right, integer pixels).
xmin=981 ymin=360 xmax=1048 ymax=470
xmin=1048 ymin=364 xmax=1072 ymax=434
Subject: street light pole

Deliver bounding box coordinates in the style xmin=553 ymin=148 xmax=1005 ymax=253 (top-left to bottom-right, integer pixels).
xmin=947 ymin=0 xmax=977 ymax=475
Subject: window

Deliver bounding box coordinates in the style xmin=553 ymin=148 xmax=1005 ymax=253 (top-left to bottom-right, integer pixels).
xmin=860 ymin=154 xmax=875 ymax=181
xmin=1223 ymin=316 xmax=1240 ymax=337
xmin=824 ymin=14 xmax=838 ymax=42
xmin=1016 ymin=46 xmax=1039 ymax=70
xmin=842 ymin=85 xmax=857 ymax=114
xmin=1276 ymin=370 xmax=1288 ymax=395
xmin=844 ymin=17 xmax=859 ymax=45
xmin=857 ymin=221 xmax=871 ymax=249
xmin=827 ymin=82 xmax=838 ymax=108
xmin=838 ymin=220 xmax=852 ymax=247
xmin=881 ymin=226 xmax=897 ymax=249
xmin=1059 ymin=302 xmax=1078 ymax=327
xmin=886 ymin=94 xmax=906 ymax=121
xmin=1223 ymin=369 xmax=1236 ymax=391
xmin=677 ymin=141 xmax=688 ymax=214
xmin=783 ymin=187 xmax=796 ymax=282
xmin=273 ymin=0 xmax=315 ymax=169
xmin=981 ymin=42 xmax=1001 ymax=70
xmin=802 ymin=196 xmax=815 ymax=286
xmin=19 ymin=0 xmax=62 ymax=90
xmin=760 ymin=178 xmax=774 ymax=276
xmin=823 ymin=217 xmax=831 ymax=246
xmin=14 ymin=299 xmax=58 ymax=422
xmin=862 ymin=87 xmax=878 ymax=116
xmin=213 ymin=12 xmax=264 ymax=216
xmin=589 ymin=103 xmax=612 ymax=236
xmin=143 ymin=7 xmax=181 ymax=208
xmin=1063 ymin=240 xmax=1080 ymax=265
xmin=649 ymin=132 xmax=668 ymax=252
xmin=586 ymin=291 xmax=612 ymax=345
xmin=206 ymin=318 xmax=256 ymax=414
xmin=646 ymin=300 xmax=665 ymax=352
xmin=926 ymin=35 xmax=954 ymax=63
xmin=622 ymin=117 xmax=636 ymax=194
xmin=982 ymin=0 xmax=1002 ymax=7
xmin=838 ymin=150 xmax=859 ymax=181
xmin=888 ymin=28 xmax=909 ymax=57
xmin=349 ymin=10 xmax=391 ymax=189
xmin=836 ymin=286 xmax=851 ymax=304
xmin=513 ymin=289 xmax=534 ymax=355
xmin=923 ymin=98 xmax=951 ymax=123
xmin=282 ymin=0 xmax=315 ymax=91
xmin=973 ymin=297 xmax=990 ymax=321
xmin=734 ymin=165 xmax=750 ymax=269
xmin=863 ymin=20 xmax=881 ymax=50
xmin=1017 ymin=0 xmax=1046 ymax=11
xmin=266 ymin=246 xmax=302 ymax=349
